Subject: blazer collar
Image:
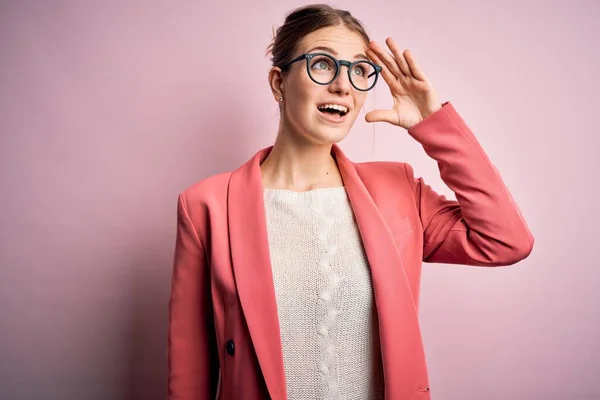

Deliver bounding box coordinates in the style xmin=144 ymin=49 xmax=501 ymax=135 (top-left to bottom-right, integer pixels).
xmin=227 ymin=144 xmax=426 ymax=399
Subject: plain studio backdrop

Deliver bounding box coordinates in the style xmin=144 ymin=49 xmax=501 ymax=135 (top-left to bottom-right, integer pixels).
xmin=1 ymin=1 xmax=598 ymax=399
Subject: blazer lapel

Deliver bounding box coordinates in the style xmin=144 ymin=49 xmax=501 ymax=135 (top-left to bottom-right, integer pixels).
xmin=333 ymin=145 xmax=429 ymax=397
xmin=228 ymin=146 xmax=287 ymax=400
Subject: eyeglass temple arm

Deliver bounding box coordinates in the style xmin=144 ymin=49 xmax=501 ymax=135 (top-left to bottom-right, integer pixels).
xmin=368 ymin=66 xmax=382 ymax=79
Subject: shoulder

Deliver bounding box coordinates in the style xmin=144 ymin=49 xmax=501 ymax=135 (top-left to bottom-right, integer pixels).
xmin=178 ymin=171 xmax=232 ymax=208
xmin=352 ymin=160 xmax=420 ymax=202
xmin=354 ymin=160 xmax=416 ymax=182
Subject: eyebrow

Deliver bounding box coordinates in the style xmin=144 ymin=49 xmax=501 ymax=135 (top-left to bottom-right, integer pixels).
xmin=306 ymin=46 xmax=368 ymax=61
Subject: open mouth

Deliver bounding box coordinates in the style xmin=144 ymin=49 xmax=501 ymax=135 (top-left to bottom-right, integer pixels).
xmin=317 ymin=103 xmax=349 ymax=119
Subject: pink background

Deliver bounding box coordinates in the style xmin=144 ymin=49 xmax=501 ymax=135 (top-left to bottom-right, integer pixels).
xmin=1 ymin=1 xmax=598 ymax=399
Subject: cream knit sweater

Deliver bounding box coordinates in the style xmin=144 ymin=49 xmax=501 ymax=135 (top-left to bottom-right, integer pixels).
xmin=263 ymin=187 xmax=384 ymax=400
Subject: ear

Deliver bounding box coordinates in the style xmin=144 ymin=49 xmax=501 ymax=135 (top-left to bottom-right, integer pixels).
xmin=268 ymin=67 xmax=284 ymax=102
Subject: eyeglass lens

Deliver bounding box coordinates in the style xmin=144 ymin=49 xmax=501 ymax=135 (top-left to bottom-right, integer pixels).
xmin=308 ymin=54 xmax=377 ymax=91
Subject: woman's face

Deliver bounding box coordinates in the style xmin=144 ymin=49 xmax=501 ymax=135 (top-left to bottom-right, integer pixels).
xmin=273 ymin=25 xmax=370 ymax=145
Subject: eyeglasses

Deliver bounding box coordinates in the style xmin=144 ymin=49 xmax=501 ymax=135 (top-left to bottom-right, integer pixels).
xmin=281 ymin=53 xmax=382 ymax=92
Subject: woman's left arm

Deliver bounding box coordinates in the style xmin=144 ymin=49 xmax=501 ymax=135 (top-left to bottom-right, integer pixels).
xmin=405 ymin=102 xmax=534 ymax=265
xmin=366 ymin=38 xmax=534 ymax=265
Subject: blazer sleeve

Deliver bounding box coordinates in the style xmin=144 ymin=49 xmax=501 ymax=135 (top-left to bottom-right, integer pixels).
xmin=405 ymin=102 xmax=534 ymax=266
xmin=168 ymin=194 xmax=219 ymax=399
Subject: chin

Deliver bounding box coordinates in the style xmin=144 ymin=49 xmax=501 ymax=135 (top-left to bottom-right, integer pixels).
xmin=321 ymin=129 xmax=350 ymax=144
xmin=285 ymin=112 xmax=355 ymax=146
xmin=303 ymin=124 xmax=350 ymax=145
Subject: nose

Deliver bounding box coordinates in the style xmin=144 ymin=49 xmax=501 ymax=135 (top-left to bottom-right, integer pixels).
xmin=328 ymin=65 xmax=352 ymax=95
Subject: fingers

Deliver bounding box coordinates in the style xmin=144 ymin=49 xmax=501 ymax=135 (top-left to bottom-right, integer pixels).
xmin=369 ymin=38 xmax=428 ymax=82
xmin=403 ymin=48 xmax=428 ymax=82
xmin=384 ymin=38 xmax=411 ymax=77
xmin=365 ymin=48 xmax=399 ymax=87
xmin=367 ymin=41 xmax=404 ymax=79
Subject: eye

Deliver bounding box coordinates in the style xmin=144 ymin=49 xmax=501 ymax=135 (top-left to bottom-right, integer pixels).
xmin=351 ymin=64 xmax=368 ymax=77
xmin=351 ymin=62 xmax=376 ymax=80
xmin=352 ymin=66 xmax=365 ymax=76
xmin=310 ymin=56 xmax=334 ymax=71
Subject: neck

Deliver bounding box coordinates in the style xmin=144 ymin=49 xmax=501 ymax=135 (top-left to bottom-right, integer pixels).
xmin=260 ymin=131 xmax=343 ymax=192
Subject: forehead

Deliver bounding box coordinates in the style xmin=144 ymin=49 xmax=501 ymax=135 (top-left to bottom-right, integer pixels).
xmin=297 ymin=25 xmax=368 ymax=58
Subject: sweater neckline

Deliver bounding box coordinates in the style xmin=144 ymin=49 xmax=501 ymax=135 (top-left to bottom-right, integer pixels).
xmin=263 ymin=187 xmax=348 ymax=204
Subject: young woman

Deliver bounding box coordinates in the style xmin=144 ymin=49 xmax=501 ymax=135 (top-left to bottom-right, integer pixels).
xmin=167 ymin=4 xmax=534 ymax=400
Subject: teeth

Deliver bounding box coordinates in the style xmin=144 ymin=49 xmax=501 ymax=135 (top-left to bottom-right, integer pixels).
xmin=318 ymin=104 xmax=349 ymax=113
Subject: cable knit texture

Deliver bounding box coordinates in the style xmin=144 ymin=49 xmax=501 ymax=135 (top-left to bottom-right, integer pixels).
xmin=263 ymin=187 xmax=384 ymax=400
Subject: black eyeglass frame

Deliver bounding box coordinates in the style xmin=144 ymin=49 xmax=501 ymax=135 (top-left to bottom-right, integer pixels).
xmin=281 ymin=53 xmax=383 ymax=92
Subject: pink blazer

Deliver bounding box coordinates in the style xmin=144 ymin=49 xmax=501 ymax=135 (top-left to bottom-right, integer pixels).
xmin=167 ymin=102 xmax=534 ymax=400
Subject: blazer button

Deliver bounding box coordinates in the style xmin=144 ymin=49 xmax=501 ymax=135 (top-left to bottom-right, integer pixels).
xmin=226 ymin=340 xmax=235 ymax=356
